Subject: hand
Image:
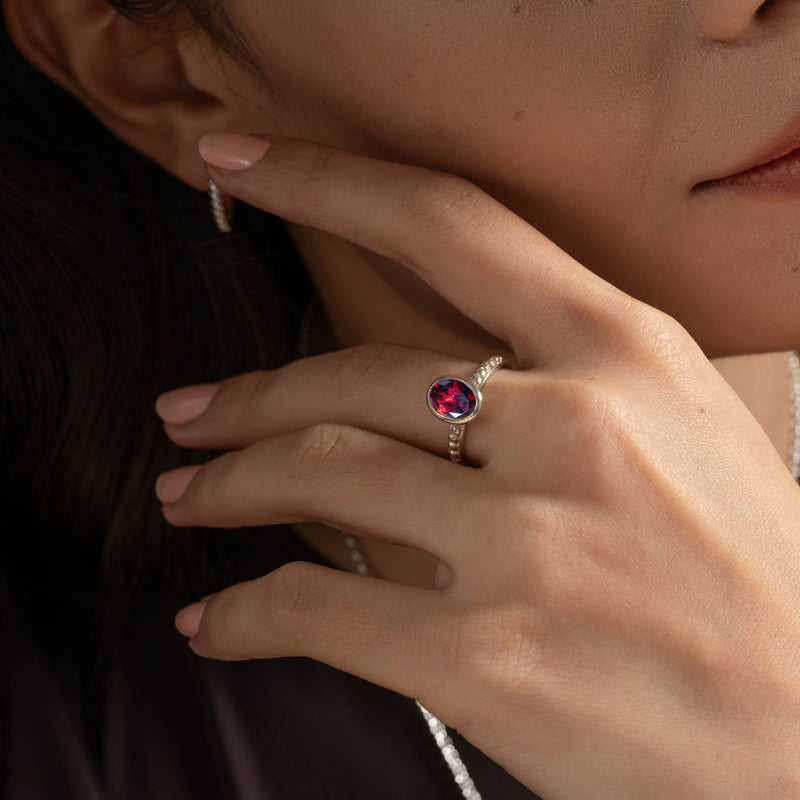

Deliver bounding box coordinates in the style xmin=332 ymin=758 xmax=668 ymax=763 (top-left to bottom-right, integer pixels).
xmin=154 ymin=135 xmax=800 ymax=798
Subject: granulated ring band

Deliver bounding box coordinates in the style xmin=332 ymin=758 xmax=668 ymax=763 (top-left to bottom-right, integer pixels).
xmin=426 ymin=356 xmax=508 ymax=463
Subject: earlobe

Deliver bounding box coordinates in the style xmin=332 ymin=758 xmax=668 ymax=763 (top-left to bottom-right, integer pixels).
xmin=2 ymin=0 xmax=246 ymax=189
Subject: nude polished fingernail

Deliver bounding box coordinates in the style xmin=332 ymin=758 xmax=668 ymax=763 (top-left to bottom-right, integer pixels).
xmin=175 ymin=601 xmax=207 ymax=638
xmin=156 ymin=383 xmax=220 ymax=425
xmin=199 ymin=133 xmax=273 ymax=171
xmin=155 ymin=464 xmax=202 ymax=504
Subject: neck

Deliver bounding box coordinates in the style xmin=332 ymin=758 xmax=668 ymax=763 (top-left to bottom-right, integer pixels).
xmin=288 ymin=225 xmax=511 ymax=361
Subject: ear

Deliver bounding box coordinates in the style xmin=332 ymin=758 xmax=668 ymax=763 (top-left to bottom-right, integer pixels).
xmin=3 ymin=0 xmax=255 ymax=189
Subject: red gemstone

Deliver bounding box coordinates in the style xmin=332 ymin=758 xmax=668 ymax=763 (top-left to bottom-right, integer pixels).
xmin=428 ymin=379 xmax=476 ymax=420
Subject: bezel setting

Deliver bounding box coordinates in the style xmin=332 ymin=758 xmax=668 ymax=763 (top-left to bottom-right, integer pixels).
xmin=426 ymin=377 xmax=483 ymax=424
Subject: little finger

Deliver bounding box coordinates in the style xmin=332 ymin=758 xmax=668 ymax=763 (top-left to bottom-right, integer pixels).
xmin=179 ymin=562 xmax=461 ymax=715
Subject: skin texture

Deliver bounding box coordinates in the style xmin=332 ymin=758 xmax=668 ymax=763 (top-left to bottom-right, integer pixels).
xmin=8 ymin=0 xmax=800 ymax=357
xmin=152 ymin=136 xmax=800 ymax=797
xmin=195 ymin=0 xmax=800 ymax=356
xmin=7 ymin=0 xmax=800 ymax=796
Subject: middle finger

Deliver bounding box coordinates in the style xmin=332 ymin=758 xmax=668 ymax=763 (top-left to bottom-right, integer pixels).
xmin=159 ymin=421 xmax=485 ymax=564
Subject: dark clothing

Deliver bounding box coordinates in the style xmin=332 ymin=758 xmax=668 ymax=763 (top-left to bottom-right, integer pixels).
xmin=1 ymin=527 xmax=541 ymax=799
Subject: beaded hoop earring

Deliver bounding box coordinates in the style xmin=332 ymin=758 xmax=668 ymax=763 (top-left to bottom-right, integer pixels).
xmin=209 ymin=179 xmax=233 ymax=233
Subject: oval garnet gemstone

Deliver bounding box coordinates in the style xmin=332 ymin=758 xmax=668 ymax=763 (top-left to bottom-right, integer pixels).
xmin=428 ymin=378 xmax=477 ymax=421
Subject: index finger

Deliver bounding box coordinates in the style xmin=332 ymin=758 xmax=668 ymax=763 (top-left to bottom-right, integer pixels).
xmin=199 ymin=134 xmax=633 ymax=367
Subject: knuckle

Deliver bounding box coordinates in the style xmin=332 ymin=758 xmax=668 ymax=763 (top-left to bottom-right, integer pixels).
xmin=191 ymin=370 xmax=273 ymax=444
xmin=442 ymin=603 xmax=548 ymax=700
xmin=404 ymin=174 xmax=488 ymax=233
xmin=183 ymin=453 xmax=235 ymax=520
xmin=301 ymin=144 xmax=340 ymax=186
xmin=530 ymin=379 xmax=634 ymax=495
xmin=290 ymin=145 xmax=342 ymax=209
xmin=611 ymin=302 xmax=702 ymax=371
xmin=262 ymin=562 xmax=324 ymax=643
xmin=629 ymin=305 xmax=690 ymax=356
xmin=195 ymin=589 xmax=239 ymax=655
xmin=333 ymin=341 xmax=400 ymax=395
xmin=545 ymin=285 xmax=637 ymax=351
xmin=286 ymin=423 xmax=349 ymax=484
xmin=570 ymin=394 xmax=633 ymax=488
xmin=562 ymin=292 xmax=701 ymax=375
xmin=543 ymin=378 xmax=626 ymax=440
xmin=231 ymin=370 xmax=274 ymax=421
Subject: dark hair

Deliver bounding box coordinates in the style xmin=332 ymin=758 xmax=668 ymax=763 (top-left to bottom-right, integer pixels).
xmin=108 ymin=0 xmax=254 ymax=65
xmin=0 ymin=0 xmax=309 ymax=650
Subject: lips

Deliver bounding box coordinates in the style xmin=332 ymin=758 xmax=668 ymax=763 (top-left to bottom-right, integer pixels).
xmin=694 ymin=107 xmax=800 ymax=193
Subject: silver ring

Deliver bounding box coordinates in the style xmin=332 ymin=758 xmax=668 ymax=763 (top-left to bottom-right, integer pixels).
xmin=426 ymin=356 xmax=508 ymax=463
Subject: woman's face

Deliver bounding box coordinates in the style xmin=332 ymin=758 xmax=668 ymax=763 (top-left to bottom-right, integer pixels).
xmin=219 ymin=0 xmax=800 ymax=355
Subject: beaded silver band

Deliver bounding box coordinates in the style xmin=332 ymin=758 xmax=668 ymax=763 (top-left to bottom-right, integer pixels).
xmin=436 ymin=356 xmax=507 ymax=464
xmin=342 ymin=535 xmax=483 ymax=800
xmin=416 ymin=701 xmax=482 ymax=799
xmin=787 ymin=351 xmax=800 ymax=480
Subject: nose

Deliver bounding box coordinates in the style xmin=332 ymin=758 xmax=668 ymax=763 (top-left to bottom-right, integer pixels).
xmin=691 ymin=0 xmax=784 ymax=41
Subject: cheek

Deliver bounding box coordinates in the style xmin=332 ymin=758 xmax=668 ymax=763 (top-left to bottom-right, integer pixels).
xmin=550 ymin=182 xmax=800 ymax=355
xmin=659 ymin=199 xmax=800 ymax=354
xmin=240 ymin=0 xmax=789 ymax=350
xmin=327 ymin=6 xmax=684 ymax=242
xmin=240 ymin=0 xmax=675 ymax=171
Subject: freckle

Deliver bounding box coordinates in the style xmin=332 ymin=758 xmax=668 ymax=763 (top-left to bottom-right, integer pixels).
xmin=511 ymin=3 xmax=522 ymax=13
xmin=513 ymin=108 xmax=525 ymax=122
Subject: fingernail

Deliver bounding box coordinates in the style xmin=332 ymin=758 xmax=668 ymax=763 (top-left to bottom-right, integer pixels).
xmin=175 ymin=600 xmax=207 ymax=638
xmin=199 ymin=133 xmax=273 ymax=171
xmin=155 ymin=464 xmax=202 ymax=504
xmin=156 ymin=383 xmax=220 ymax=425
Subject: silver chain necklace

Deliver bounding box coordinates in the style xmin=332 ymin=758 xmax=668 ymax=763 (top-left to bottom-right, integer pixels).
xmin=787 ymin=352 xmax=800 ymax=480
xmin=296 ymin=298 xmax=482 ymax=799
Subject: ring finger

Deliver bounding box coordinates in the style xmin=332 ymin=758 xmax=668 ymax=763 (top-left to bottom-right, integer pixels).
xmin=157 ymin=342 xmax=524 ymax=467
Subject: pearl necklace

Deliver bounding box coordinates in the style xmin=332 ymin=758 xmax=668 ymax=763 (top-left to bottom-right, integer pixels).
xmin=342 ymin=534 xmax=483 ymax=799
xmin=296 ymin=298 xmax=482 ymax=799
xmin=787 ymin=352 xmax=800 ymax=481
